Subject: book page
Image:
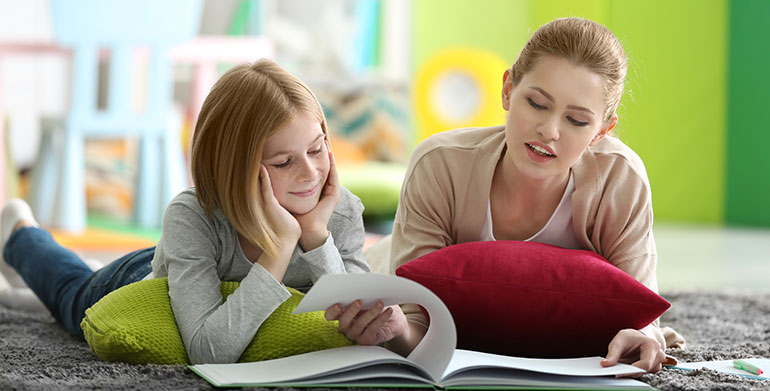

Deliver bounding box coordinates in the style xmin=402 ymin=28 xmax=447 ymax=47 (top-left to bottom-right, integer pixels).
xmin=189 ymin=345 xmax=427 ymax=387
xmin=444 ymin=350 xmax=645 ymax=379
xmin=293 ymin=273 xmax=457 ymax=382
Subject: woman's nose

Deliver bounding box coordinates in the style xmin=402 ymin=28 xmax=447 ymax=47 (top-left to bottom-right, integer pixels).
xmin=536 ymin=115 xmax=560 ymax=141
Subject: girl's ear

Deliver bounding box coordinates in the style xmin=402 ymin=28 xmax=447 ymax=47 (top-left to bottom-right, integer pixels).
xmin=501 ymin=68 xmax=514 ymax=111
xmin=590 ymin=115 xmax=617 ymax=146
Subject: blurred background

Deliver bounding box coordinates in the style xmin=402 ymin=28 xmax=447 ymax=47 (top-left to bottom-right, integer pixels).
xmin=0 ymin=0 xmax=767 ymax=291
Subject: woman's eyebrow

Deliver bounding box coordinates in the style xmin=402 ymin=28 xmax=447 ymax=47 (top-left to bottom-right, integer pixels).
xmin=530 ymin=86 xmax=595 ymax=115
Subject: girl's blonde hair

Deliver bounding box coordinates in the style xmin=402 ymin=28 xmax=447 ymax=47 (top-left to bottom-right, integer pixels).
xmin=191 ymin=59 xmax=327 ymax=259
xmin=511 ymin=17 xmax=627 ymax=122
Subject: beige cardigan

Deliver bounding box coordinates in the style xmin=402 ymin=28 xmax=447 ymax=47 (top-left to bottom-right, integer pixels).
xmin=390 ymin=126 xmax=671 ymax=347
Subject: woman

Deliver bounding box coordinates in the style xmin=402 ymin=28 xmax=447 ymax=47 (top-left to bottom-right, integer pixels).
xmin=385 ymin=17 xmax=678 ymax=373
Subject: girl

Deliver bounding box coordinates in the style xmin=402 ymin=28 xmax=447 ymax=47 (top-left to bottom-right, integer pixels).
xmin=335 ymin=17 xmax=678 ymax=373
xmin=0 ymin=59 xmax=375 ymax=364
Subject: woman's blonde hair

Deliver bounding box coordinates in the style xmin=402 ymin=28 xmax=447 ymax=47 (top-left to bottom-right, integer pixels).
xmin=511 ymin=17 xmax=627 ymax=122
xmin=191 ymin=59 xmax=327 ymax=259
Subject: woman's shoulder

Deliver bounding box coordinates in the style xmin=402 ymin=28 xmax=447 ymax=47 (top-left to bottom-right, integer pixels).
xmin=583 ymin=135 xmax=649 ymax=184
xmin=408 ymin=126 xmax=505 ymax=175
xmin=413 ymin=126 xmax=505 ymax=159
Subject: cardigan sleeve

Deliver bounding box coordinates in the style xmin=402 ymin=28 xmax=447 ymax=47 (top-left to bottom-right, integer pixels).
xmin=390 ymin=149 xmax=455 ymax=274
xmin=583 ymin=151 xmax=666 ymax=347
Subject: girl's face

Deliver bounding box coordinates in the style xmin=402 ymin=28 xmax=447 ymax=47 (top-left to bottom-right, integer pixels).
xmin=502 ymin=55 xmax=614 ymax=182
xmin=261 ymin=114 xmax=329 ymax=215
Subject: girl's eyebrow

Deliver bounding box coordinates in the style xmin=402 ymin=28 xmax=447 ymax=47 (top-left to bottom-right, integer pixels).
xmin=263 ymin=133 xmax=324 ymax=160
xmin=529 ymin=86 xmax=595 ymax=115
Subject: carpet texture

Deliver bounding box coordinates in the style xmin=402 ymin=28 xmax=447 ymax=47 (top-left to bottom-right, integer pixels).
xmin=1 ymin=290 xmax=768 ymax=390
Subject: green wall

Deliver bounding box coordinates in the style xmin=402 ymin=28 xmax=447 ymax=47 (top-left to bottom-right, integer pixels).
xmin=609 ymin=1 xmax=727 ymax=223
xmin=726 ymin=0 xmax=770 ymax=226
xmin=412 ymin=0 xmax=730 ymax=224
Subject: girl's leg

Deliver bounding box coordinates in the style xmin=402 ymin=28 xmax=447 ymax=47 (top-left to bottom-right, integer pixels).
xmin=4 ymin=227 xmax=154 ymax=338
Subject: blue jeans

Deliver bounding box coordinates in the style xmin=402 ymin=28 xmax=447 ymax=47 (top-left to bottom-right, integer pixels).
xmin=3 ymin=227 xmax=153 ymax=339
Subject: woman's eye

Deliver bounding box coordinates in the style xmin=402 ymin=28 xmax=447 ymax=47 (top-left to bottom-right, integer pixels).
xmin=273 ymin=159 xmax=291 ymax=168
xmin=567 ymin=116 xmax=589 ymax=127
xmin=308 ymin=147 xmax=323 ymax=155
xmin=527 ymin=97 xmax=547 ymax=110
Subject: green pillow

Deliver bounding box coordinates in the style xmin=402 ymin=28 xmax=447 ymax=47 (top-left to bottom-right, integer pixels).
xmin=80 ymin=278 xmax=354 ymax=364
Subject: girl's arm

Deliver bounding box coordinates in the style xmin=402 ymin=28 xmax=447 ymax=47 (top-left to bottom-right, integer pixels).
xmin=293 ymin=150 xmax=370 ymax=279
xmin=158 ymin=197 xmax=293 ymax=364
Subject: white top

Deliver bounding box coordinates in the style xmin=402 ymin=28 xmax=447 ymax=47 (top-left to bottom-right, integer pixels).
xmin=480 ymin=171 xmax=581 ymax=249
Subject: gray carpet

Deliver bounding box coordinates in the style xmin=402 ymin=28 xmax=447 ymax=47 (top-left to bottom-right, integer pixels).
xmin=1 ymin=291 xmax=768 ymax=390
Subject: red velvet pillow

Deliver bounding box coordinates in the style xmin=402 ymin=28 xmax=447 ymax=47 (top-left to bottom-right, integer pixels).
xmin=395 ymin=240 xmax=670 ymax=358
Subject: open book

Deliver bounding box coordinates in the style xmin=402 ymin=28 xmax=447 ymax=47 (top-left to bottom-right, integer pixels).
xmin=189 ymin=274 xmax=652 ymax=389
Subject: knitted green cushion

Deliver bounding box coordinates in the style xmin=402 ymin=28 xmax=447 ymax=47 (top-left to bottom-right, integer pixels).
xmin=80 ymin=277 xmax=354 ymax=364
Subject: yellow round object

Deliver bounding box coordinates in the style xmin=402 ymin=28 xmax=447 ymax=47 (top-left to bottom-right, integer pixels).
xmin=414 ymin=48 xmax=509 ymax=143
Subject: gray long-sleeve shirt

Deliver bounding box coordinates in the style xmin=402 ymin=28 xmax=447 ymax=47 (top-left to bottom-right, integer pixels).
xmin=150 ymin=187 xmax=369 ymax=364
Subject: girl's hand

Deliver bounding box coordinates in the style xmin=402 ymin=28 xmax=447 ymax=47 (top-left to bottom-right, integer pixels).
xmin=295 ymin=143 xmax=341 ymax=251
xmin=600 ymin=328 xmax=666 ymax=375
xmin=260 ymin=165 xmax=301 ymax=246
xmin=325 ymin=300 xmax=409 ymax=346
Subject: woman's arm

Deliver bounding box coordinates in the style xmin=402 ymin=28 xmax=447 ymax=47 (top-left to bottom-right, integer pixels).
xmin=587 ymin=149 xmax=667 ymax=371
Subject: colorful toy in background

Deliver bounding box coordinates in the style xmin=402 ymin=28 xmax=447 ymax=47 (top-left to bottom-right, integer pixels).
xmin=316 ymin=82 xmax=410 ymax=232
xmin=414 ymin=48 xmax=508 ymax=143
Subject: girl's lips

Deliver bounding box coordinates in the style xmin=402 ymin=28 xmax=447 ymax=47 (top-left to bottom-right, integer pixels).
xmin=289 ymin=184 xmax=319 ymax=197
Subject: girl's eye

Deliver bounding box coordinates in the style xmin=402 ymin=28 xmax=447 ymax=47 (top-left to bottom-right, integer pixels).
xmin=527 ymin=97 xmax=547 ymax=110
xmin=567 ymin=116 xmax=589 ymax=127
xmin=273 ymin=159 xmax=291 ymax=168
xmin=309 ymin=147 xmax=323 ymax=155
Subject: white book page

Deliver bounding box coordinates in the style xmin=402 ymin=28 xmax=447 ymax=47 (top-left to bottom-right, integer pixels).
xmin=444 ymin=349 xmax=645 ymax=379
xmin=293 ymin=273 xmax=456 ymax=382
xmin=440 ymin=367 xmax=652 ymax=389
xmin=190 ymin=345 xmax=418 ymax=387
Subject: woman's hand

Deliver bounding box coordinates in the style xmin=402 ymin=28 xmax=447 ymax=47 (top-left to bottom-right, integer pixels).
xmin=325 ymin=299 xmax=409 ymax=346
xmin=600 ymin=328 xmax=666 ymax=375
xmin=295 ymin=144 xmax=341 ymax=251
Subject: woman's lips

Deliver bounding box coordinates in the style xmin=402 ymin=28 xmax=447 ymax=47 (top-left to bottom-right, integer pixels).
xmin=525 ymin=142 xmax=556 ymax=163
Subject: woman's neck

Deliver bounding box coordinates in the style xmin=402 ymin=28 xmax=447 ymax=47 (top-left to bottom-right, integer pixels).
xmin=490 ymin=151 xmax=570 ymax=240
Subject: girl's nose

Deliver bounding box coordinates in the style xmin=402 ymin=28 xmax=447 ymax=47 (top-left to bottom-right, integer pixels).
xmin=295 ymin=157 xmax=315 ymax=182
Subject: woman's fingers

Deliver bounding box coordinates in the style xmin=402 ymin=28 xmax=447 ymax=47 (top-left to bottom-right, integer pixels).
xmin=602 ymin=329 xmax=665 ymax=376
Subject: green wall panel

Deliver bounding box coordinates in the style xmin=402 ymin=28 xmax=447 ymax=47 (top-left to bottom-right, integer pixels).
xmin=413 ymin=0 xmax=530 ymax=69
xmin=726 ymin=0 xmax=770 ymax=227
xmin=608 ymin=0 xmax=726 ymax=223
xmin=412 ymin=0 xmax=728 ymax=223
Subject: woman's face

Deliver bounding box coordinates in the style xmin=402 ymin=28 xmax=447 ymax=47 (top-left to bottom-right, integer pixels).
xmin=261 ymin=114 xmax=329 ymax=215
xmin=502 ymin=55 xmax=614 ymax=182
